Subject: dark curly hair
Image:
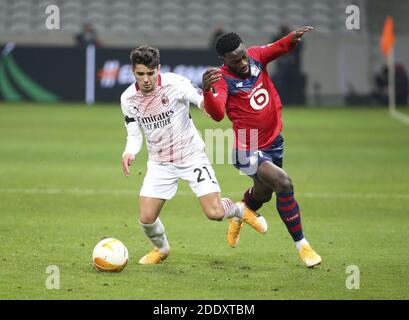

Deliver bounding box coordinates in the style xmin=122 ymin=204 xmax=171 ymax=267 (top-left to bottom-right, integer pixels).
xmin=130 ymin=46 xmax=160 ymax=69
xmin=215 ymin=32 xmax=243 ymax=56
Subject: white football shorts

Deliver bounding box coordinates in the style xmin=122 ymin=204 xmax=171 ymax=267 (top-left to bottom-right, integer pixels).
xmin=139 ymin=155 xmax=221 ymax=199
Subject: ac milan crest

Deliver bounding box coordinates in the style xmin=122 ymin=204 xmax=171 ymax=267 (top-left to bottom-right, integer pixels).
xmin=161 ymin=94 xmax=169 ymax=107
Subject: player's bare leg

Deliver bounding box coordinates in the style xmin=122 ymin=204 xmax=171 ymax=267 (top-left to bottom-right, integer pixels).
xmin=138 ymin=196 xmax=170 ymax=264
xmin=198 ymin=192 xmax=267 ymax=245
xmin=228 ymin=179 xmax=271 ymax=247
xmin=257 ymin=161 xmax=321 ymax=267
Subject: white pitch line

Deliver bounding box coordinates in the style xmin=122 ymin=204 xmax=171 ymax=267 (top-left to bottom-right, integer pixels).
xmin=0 ymin=188 xmax=408 ymax=199
xmin=390 ymin=110 xmax=409 ymax=125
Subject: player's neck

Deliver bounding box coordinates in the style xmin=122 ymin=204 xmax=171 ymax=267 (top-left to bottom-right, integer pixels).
xmin=224 ymin=65 xmax=250 ymax=80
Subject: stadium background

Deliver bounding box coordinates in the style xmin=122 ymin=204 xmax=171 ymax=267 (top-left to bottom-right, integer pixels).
xmin=1 ymin=0 xmax=408 ymax=105
xmin=0 ymin=0 xmax=408 ymax=300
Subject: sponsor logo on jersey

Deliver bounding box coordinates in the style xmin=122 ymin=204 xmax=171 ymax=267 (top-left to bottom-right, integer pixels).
xmin=249 ymin=82 xmax=270 ymax=110
xmin=137 ymin=110 xmax=174 ymax=124
xmin=136 ymin=110 xmax=175 ymax=130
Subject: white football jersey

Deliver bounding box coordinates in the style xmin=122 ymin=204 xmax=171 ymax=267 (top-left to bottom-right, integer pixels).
xmin=121 ymin=73 xmax=206 ymax=164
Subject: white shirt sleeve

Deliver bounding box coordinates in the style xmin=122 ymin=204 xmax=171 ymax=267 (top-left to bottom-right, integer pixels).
xmin=121 ymin=101 xmax=143 ymax=157
xmin=122 ymin=121 xmax=143 ymax=157
xmin=177 ymin=76 xmax=204 ymax=107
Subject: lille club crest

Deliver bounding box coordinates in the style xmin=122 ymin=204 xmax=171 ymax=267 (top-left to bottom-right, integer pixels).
xmin=161 ymin=94 xmax=169 ymax=107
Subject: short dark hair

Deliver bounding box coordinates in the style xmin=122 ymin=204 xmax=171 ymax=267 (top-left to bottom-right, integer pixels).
xmin=130 ymin=46 xmax=160 ymax=69
xmin=215 ymin=32 xmax=242 ymax=56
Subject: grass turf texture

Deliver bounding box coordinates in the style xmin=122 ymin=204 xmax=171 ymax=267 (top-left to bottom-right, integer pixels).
xmin=0 ymin=103 xmax=408 ymax=300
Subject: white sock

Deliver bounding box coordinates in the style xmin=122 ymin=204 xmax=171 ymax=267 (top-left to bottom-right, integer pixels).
xmin=295 ymin=238 xmax=309 ymax=251
xmin=139 ymin=218 xmax=170 ymax=254
xmin=221 ymin=198 xmax=244 ymax=220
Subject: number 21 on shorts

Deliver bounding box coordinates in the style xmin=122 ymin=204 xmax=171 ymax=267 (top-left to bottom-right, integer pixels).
xmin=194 ymin=166 xmax=217 ymax=184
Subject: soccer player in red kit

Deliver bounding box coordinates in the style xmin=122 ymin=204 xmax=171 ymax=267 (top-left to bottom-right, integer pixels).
xmin=202 ymin=26 xmax=321 ymax=267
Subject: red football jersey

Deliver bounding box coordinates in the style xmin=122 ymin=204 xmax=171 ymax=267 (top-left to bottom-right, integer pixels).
xmin=204 ymin=33 xmax=297 ymax=150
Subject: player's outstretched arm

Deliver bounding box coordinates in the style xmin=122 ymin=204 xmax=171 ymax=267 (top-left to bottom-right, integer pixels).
xmin=291 ymin=26 xmax=314 ymax=44
xmin=256 ymin=26 xmax=314 ymax=64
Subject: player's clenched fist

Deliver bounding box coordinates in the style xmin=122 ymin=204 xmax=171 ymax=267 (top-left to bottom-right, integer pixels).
xmin=202 ymin=68 xmax=222 ymax=91
xmin=122 ymin=153 xmax=135 ymax=177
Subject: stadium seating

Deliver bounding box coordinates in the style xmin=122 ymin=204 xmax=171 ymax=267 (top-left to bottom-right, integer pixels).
xmin=0 ymin=0 xmax=370 ymax=37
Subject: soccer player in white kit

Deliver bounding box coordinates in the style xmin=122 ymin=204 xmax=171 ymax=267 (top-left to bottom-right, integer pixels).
xmin=120 ymin=46 xmax=267 ymax=264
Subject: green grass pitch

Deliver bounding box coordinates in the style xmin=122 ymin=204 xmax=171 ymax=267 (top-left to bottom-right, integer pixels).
xmin=0 ymin=103 xmax=408 ymax=300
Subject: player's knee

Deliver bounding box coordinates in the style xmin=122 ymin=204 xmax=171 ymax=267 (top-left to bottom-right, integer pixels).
xmin=276 ymin=175 xmax=294 ymax=194
xmin=139 ymin=212 xmax=157 ymax=225
xmin=253 ymin=191 xmax=272 ymax=203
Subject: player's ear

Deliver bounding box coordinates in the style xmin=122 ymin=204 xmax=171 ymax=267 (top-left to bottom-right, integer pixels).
xmin=157 ymin=64 xmax=161 ymax=73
